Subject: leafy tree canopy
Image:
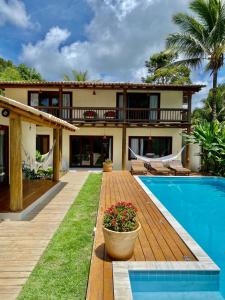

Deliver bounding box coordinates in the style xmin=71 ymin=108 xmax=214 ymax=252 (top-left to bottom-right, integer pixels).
xmin=0 ymin=57 xmax=44 ymax=81
xmin=143 ymin=50 xmax=191 ymax=84
xmin=193 ymin=84 xmax=225 ymax=123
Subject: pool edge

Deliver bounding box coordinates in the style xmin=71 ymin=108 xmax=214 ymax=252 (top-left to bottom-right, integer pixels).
xmin=113 ymin=175 xmax=220 ymax=300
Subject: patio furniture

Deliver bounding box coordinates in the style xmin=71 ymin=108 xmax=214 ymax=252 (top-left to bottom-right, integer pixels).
xmin=149 ymin=161 xmax=170 ymax=175
xmin=131 ymin=160 xmax=148 ymax=175
xmin=169 ymin=160 xmax=191 ymax=176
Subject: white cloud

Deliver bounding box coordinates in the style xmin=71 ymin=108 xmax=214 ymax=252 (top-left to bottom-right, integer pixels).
xmin=21 ymin=0 xmax=191 ymax=83
xmin=0 ymin=0 xmax=30 ymax=28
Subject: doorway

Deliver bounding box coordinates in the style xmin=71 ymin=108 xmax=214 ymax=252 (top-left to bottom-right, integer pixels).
xmin=70 ymin=136 xmax=113 ymax=167
xmin=0 ymin=125 xmax=9 ymax=185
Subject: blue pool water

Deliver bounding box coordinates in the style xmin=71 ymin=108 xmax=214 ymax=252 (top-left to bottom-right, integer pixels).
xmin=137 ymin=176 xmax=225 ymax=299
xmin=130 ymin=271 xmax=223 ymax=300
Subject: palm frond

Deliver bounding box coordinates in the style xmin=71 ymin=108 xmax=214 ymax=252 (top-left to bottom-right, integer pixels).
xmin=167 ymin=57 xmax=203 ymax=69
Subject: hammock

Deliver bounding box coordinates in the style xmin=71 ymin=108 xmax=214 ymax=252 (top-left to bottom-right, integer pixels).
xmin=23 ymin=141 xmax=55 ymax=171
xmin=129 ymin=146 xmax=186 ymax=164
xmin=35 ymin=141 xmax=55 ymax=171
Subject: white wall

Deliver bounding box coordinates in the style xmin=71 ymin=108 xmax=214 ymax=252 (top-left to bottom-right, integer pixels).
xmin=189 ymin=144 xmax=201 ymax=172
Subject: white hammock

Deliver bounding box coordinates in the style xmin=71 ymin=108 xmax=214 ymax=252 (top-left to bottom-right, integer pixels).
xmin=23 ymin=141 xmax=55 ymax=172
xmin=35 ymin=141 xmax=55 ymax=171
xmin=129 ymin=146 xmax=186 ymax=164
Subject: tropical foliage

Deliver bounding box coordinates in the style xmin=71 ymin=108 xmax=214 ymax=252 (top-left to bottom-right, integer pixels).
xmin=103 ymin=202 xmax=138 ymax=232
xmin=143 ymin=50 xmax=191 ymax=84
xmin=184 ymin=121 xmax=225 ymax=176
xmin=0 ymin=57 xmax=44 ymax=81
xmin=64 ymin=69 xmax=89 ymax=81
xmin=193 ymin=84 xmax=225 ymax=123
xmin=167 ymin=0 xmax=225 ymax=120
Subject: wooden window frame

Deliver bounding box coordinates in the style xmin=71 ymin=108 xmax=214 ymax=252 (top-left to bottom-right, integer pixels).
xmin=128 ymin=136 xmax=172 ymax=160
xmin=36 ymin=135 xmax=50 ymax=155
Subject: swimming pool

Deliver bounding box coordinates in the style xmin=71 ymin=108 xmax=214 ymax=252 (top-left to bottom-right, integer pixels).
xmin=138 ymin=176 xmax=225 ymax=299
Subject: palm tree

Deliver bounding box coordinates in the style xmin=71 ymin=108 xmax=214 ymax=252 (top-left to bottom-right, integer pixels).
xmin=64 ymin=70 xmax=88 ymax=81
xmin=167 ymin=0 xmax=225 ymax=121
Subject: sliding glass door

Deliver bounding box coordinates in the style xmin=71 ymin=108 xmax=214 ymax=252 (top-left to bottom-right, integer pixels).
xmin=70 ymin=136 xmax=113 ymax=167
xmin=0 ymin=126 xmax=9 ymax=185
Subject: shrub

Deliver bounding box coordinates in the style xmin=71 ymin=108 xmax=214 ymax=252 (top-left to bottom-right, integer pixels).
xmin=103 ymin=202 xmax=138 ymax=232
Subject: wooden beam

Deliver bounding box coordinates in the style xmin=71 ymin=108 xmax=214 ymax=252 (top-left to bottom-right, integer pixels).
xmin=59 ymin=128 xmax=63 ymax=171
xmin=53 ymin=128 xmax=60 ymax=182
xmin=9 ymin=113 xmax=23 ymax=211
xmin=122 ymin=89 xmax=127 ymax=170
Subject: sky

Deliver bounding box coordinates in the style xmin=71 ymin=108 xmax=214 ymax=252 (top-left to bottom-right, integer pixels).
xmin=0 ymin=0 xmax=225 ymax=108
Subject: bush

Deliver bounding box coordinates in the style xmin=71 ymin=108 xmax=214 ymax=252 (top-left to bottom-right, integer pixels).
xmin=184 ymin=120 xmax=225 ymax=176
xmin=103 ymin=202 xmax=138 ymax=232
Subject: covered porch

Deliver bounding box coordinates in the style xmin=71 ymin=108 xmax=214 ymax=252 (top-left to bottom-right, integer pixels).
xmin=0 ymin=95 xmax=78 ymax=215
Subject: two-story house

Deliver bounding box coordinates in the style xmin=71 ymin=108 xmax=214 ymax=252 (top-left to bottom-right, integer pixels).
xmin=0 ymin=81 xmax=204 ymax=171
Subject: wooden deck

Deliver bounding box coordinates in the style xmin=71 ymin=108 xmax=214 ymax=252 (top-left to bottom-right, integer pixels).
xmin=86 ymin=171 xmax=196 ymax=300
xmin=0 ymin=180 xmax=57 ymax=212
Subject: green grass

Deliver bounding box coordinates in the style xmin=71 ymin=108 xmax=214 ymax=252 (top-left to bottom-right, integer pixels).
xmin=18 ymin=174 xmax=102 ymax=300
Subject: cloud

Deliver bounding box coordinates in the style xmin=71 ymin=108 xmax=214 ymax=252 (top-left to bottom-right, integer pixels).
xmin=21 ymin=0 xmax=190 ymax=82
xmin=0 ymin=0 xmax=30 ymax=28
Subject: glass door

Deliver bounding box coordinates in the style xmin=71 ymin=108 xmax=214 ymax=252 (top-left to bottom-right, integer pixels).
xmin=0 ymin=126 xmax=9 ymax=185
xmin=70 ymin=136 xmax=113 ymax=167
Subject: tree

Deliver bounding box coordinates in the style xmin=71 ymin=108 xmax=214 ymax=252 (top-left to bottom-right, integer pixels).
xmin=193 ymin=83 xmax=225 ymax=122
xmin=64 ymin=70 xmax=89 ymax=81
xmin=167 ymin=0 xmax=225 ymax=121
xmin=0 ymin=67 xmax=21 ymax=81
xmin=143 ymin=50 xmax=191 ymax=84
xmin=17 ymin=64 xmax=44 ymax=81
xmin=0 ymin=57 xmax=44 ymax=81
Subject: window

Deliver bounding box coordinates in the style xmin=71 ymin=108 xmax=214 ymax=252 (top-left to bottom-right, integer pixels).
xmin=36 ymin=135 xmax=50 ymax=155
xmin=129 ymin=136 xmax=172 ymax=160
xmin=28 ymin=91 xmax=72 ymax=119
xmin=117 ymin=93 xmax=160 ymax=121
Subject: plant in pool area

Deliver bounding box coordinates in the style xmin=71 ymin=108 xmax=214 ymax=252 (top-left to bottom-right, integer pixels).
xmin=103 ymin=202 xmax=138 ymax=232
xmin=104 ymin=159 xmax=113 ymax=164
xmin=183 ymin=120 xmax=225 ymax=176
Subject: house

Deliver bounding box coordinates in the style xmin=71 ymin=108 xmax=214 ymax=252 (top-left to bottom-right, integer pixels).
xmin=0 ymin=94 xmax=78 ymax=215
xmin=0 ymin=81 xmax=204 ymax=171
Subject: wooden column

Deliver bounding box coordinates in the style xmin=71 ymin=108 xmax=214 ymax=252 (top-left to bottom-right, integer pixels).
xmin=59 ymin=86 xmax=63 ymax=118
xmin=10 ymin=113 xmax=23 ymax=211
xmin=122 ymin=89 xmax=127 ymax=170
xmin=59 ymin=128 xmax=63 ymax=170
xmin=53 ymin=128 xmax=60 ymax=182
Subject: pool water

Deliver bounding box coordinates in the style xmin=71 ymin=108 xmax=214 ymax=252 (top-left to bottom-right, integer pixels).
xmin=130 ymin=271 xmax=223 ymax=300
xmin=139 ymin=176 xmax=225 ymax=299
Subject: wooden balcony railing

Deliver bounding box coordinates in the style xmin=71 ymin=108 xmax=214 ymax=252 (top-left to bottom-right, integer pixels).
xmin=33 ymin=106 xmax=189 ymax=124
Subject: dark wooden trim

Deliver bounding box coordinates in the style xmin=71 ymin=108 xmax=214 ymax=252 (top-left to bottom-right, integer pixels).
xmin=69 ymin=135 xmax=113 ymax=168
xmin=128 ymin=136 xmax=173 ymax=160
xmin=36 ymin=135 xmax=50 ymax=154
xmin=0 ymin=125 xmax=9 ymax=185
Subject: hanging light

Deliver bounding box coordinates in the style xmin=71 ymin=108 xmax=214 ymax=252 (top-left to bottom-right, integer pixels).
xmin=103 ymin=126 xmax=107 ymax=140
xmin=93 ymin=90 xmax=96 ymax=95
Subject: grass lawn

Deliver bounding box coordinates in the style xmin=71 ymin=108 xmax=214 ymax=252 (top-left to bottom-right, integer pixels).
xmin=18 ymin=173 xmax=102 ymax=300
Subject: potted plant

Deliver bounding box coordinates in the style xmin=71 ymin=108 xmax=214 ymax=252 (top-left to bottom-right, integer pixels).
xmin=103 ymin=159 xmax=113 ymax=172
xmin=103 ymin=202 xmax=141 ymax=260
xmin=105 ymin=110 xmax=116 ymax=120
xmin=83 ymin=110 xmax=97 ymax=119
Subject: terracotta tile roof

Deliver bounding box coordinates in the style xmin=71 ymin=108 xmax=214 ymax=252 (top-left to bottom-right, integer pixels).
xmin=0 ymin=81 xmax=205 ymax=92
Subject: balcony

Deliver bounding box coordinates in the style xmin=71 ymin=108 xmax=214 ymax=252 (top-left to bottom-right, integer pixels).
xmin=33 ymin=106 xmax=190 ymax=126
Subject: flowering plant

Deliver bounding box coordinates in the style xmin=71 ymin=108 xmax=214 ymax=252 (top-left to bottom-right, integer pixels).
xmin=103 ymin=202 xmax=138 ymax=232
xmin=83 ymin=110 xmax=97 ymax=119
xmin=105 ymin=110 xmax=116 ymax=119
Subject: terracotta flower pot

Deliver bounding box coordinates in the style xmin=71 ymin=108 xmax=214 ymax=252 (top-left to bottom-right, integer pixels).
xmin=102 ymin=222 xmax=141 ymax=260
xmin=103 ymin=162 xmax=113 ymax=172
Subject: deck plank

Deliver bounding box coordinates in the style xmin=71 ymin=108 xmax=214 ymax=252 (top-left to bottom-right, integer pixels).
xmin=86 ymin=171 xmax=196 ymax=300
